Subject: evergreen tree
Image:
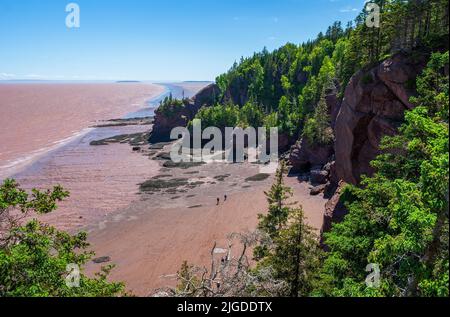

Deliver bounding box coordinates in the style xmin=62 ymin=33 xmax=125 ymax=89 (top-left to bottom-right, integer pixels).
xmin=256 ymin=162 xmax=292 ymax=240
xmin=320 ymin=51 xmax=449 ymax=297
xmin=267 ymin=207 xmax=322 ymax=297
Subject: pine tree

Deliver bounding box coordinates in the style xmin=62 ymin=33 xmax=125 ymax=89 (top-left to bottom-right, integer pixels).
xmin=269 ymin=207 xmax=322 ymax=297
xmin=256 ymin=162 xmax=292 ymax=240
xmin=254 ymin=163 xmax=322 ymax=297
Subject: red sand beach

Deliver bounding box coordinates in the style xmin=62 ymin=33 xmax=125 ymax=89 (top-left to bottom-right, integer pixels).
xmin=0 ymin=82 xmax=326 ymax=296
xmin=85 ymin=159 xmax=327 ymax=296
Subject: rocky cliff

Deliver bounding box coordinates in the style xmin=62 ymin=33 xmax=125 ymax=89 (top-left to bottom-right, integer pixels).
xmin=287 ymin=52 xmax=428 ymax=240
xmin=149 ymin=84 xmax=219 ymax=143
xmin=316 ymin=51 xmax=428 ymax=239
xmin=334 ymin=52 xmax=427 ymax=184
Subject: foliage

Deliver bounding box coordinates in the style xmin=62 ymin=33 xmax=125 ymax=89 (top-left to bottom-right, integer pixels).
xmin=302 ymin=90 xmax=334 ymax=145
xmin=0 ymin=179 xmax=127 ymax=297
xmin=157 ymin=93 xmax=189 ymax=118
xmin=254 ymin=162 xmax=322 ymax=297
xmin=210 ymin=0 xmax=448 ymax=144
xmin=320 ymin=51 xmax=449 ymax=297
xmin=255 ymin=162 xmax=292 ymax=241
xmin=193 ymin=104 xmax=239 ymax=130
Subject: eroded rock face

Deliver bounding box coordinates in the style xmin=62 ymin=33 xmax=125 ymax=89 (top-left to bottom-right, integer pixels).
xmin=310 ymin=168 xmax=329 ymax=185
xmin=320 ymin=181 xmax=348 ymax=248
xmin=193 ymin=84 xmax=220 ymax=108
xmin=334 ymin=52 xmax=427 ymax=184
xmin=289 ymin=138 xmax=334 ymax=172
xmin=325 ymin=84 xmax=342 ymax=130
xmin=149 ymin=102 xmax=194 ymax=143
xmin=150 ymin=84 xmax=219 ymax=143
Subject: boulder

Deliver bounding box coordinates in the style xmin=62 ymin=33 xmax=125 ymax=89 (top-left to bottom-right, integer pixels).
xmin=310 ymin=169 xmax=329 ymax=185
xmin=310 ymin=184 xmax=327 ymax=196
xmin=334 ymin=52 xmax=427 ymax=184
xmin=289 ymin=138 xmax=334 ymax=172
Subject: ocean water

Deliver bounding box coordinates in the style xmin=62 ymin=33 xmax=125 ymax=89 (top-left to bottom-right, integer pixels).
xmin=0 ymin=82 xmax=206 ymax=231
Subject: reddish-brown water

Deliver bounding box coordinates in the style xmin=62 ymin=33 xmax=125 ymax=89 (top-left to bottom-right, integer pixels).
xmin=0 ymin=82 xmax=165 ymax=178
xmin=0 ymin=82 xmax=208 ymax=232
xmin=0 ymin=82 xmax=165 ymax=230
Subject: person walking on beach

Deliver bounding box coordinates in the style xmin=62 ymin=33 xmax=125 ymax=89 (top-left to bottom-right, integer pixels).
xmin=217 ymin=198 xmax=220 ymax=205
xmin=224 ymin=194 xmax=228 ymax=202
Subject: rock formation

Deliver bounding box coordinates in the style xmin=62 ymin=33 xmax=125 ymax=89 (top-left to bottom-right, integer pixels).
xmin=320 ymin=181 xmax=348 ymax=249
xmin=193 ymin=83 xmax=220 ymax=108
xmin=334 ymin=52 xmax=427 ymax=184
xmin=289 ymin=83 xmax=340 ymax=173
xmin=289 ymin=138 xmax=334 ymax=172
xmin=318 ymin=51 xmax=428 ymax=241
xmin=149 ymin=84 xmax=219 ymax=143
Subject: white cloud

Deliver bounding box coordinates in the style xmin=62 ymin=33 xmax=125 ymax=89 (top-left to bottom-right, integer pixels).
xmin=0 ymin=72 xmax=16 ymax=80
xmin=24 ymin=74 xmax=46 ymax=79
xmin=339 ymin=6 xmax=359 ymax=13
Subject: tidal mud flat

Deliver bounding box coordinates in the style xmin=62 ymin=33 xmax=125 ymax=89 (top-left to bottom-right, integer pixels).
xmin=1 ymin=82 xmax=207 ymax=231
xmin=82 ymin=144 xmax=327 ymax=296
xmin=0 ymin=82 xmax=166 ymax=178
xmin=2 ymin=80 xmax=326 ymax=296
xmin=83 ymin=139 xmax=327 ymax=295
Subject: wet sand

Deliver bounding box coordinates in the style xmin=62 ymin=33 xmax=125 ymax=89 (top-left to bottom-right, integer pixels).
xmin=1 ymin=81 xmax=326 ymax=296
xmin=85 ymin=155 xmax=327 ymax=296
xmin=1 ymin=82 xmax=208 ymax=231
xmin=0 ymin=82 xmax=165 ymax=178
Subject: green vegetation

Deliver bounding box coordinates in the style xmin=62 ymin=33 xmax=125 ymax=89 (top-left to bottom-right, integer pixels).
xmin=176 ymin=68 xmax=449 ymax=295
xmin=302 ymin=91 xmax=334 ymax=145
xmin=157 ymin=93 xmax=190 ymax=118
xmin=320 ymin=51 xmax=449 ymax=297
xmin=189 ymin=0 xmax=449 ymax=142
xmin=0 ymin=180 xmax=126 ymax=297
xmin=2 ymin=0 xmax=448 ymax=298
xmin=253 ymin=163 xmax=322 ymax=297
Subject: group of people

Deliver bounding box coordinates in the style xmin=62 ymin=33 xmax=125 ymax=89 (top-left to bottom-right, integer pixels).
xmin=216 ymin=194 xmax=228 ymax=205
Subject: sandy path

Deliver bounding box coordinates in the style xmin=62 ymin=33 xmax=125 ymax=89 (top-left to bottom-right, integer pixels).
xmin=86 ymin=164 xmax=327 ymax=296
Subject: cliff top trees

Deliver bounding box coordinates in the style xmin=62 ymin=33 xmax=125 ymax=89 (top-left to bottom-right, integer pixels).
xmin=321 ymin=51 xmax=449 ymax=297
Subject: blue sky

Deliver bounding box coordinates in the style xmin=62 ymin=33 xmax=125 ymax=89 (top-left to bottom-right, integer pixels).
xmin=0 ymin=0 xmax=364 ymax=81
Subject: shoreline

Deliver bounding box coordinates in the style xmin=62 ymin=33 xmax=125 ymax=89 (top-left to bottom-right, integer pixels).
xmin=2 ymin=80 xmax=326 ymax=295
xmin=0 ymin=82 xmax=166 ymax=180
xmin=3 ymin=82 xmax=210 ymax=232
xmin=84 ymin=150 xmax=327 ymax=295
